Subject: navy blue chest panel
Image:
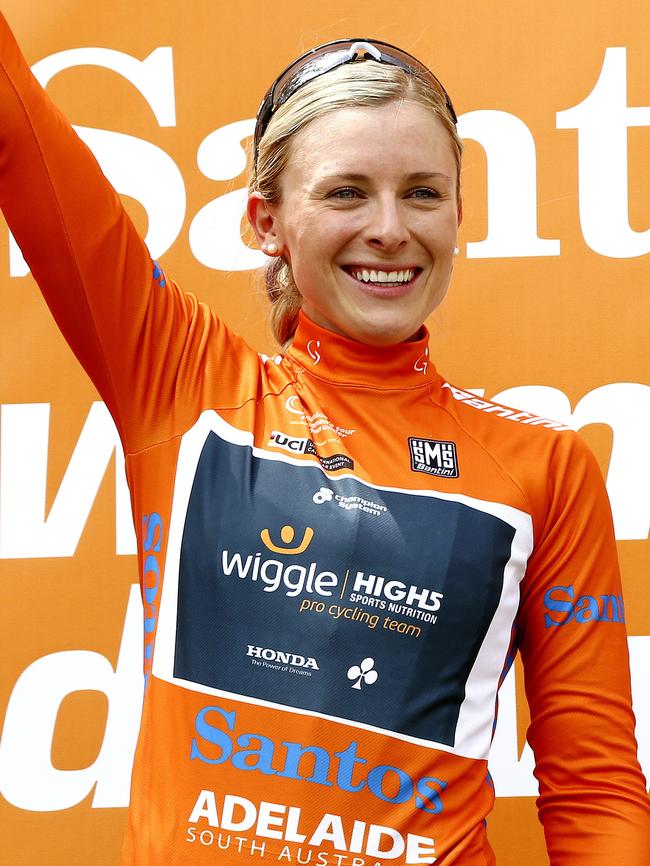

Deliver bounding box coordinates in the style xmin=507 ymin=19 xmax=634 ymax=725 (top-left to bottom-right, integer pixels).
xmin=154 ymin=411 xmax=533 ymax=760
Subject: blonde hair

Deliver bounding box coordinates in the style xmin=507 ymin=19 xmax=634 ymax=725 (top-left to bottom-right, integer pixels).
xmin=249 ymin=61 xmax=462 ymax=347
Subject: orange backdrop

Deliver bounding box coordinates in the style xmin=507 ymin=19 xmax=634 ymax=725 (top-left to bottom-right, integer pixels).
xmin=1 ymin=1 xmax=649 ymax=864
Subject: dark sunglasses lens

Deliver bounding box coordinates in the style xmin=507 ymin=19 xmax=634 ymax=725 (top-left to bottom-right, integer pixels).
xmin=273 ymin=48 xmax=355 ymax=108
xmin=255 ymin=39 xmax=456 ymax=162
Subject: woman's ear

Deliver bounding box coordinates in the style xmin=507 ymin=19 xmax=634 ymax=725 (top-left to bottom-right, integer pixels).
xmin=457 ymin=193 xmax=463 ymax=227
xmin=247 ymin=191 xmax=282 ymax=254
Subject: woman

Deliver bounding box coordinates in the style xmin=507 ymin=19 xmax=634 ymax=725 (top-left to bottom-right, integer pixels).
xmin=1 ymin=17 xmax=648 ymax=865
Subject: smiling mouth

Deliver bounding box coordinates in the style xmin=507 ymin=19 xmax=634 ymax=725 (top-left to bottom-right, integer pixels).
xmin=344 ymin=267 xmax=420 ymax=287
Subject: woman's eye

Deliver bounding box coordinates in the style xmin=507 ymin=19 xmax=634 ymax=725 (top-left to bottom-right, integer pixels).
xmin=409 ymin=187 xmax=440 ymax=200
xmin=331 ymin=187 xmax=360 ymax=200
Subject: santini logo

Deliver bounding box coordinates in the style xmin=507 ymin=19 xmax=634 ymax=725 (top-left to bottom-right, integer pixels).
xmin=246 ymin=645 xmax=319 ymax=670
xmin=408 ymin=437 xmax=459 ymax=478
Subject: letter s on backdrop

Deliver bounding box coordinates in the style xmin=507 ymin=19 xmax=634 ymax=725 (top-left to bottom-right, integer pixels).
xmin=9 ymin=45 xmax=185 ymax=277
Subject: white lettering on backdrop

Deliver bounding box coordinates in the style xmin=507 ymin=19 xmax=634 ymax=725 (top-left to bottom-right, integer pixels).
xmin=0 ymin=585 xmax=143 ymax=810
xmin=2 ymin=385 xmax=647 ymax=563
xmin=0 ymin=595 xmax=647 ymax=809
xmin=2 ymin=43 xmax=649 ymax=812
xmin=0 ymin=385 xmax=649 ymax=808
xmin=5 ymin=45 xmax=650 ymax=268
xmin=9 ymin=46 xmax=184 ymax=277
xmin=557 ymin=47 xmax=650 ymax=258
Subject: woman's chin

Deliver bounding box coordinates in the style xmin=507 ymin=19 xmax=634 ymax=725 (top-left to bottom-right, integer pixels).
xmin=338 ymin=316 xmax=424 ymax=347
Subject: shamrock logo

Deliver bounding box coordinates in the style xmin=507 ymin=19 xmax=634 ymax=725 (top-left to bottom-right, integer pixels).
xmin=347 ymin=657 xmax=378 ymax=690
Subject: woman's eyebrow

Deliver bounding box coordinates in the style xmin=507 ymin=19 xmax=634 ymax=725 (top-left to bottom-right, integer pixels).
xmin=406 ymin=171 xmax=453 ymax=182
xmin=317 ymin=171 xmax=452 ymax=183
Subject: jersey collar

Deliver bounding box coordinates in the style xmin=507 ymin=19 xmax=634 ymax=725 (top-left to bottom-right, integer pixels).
xmin=286 ymin=312 xmax=438 ymax=388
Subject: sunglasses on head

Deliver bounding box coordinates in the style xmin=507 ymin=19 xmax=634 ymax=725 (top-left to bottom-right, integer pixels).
xmin=253 ymin=38 xmax=457 ymax=166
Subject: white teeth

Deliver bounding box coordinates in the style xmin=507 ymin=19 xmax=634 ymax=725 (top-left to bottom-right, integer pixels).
xmin=350 ymin=268 xmax=416 ymax=284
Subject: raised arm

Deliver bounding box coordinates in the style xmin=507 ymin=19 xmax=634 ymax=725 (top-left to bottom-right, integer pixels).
xmin=518 ymin=433 xmax=650 ymax=864
xmin=0 ymin=13 xmax=252 ymax=452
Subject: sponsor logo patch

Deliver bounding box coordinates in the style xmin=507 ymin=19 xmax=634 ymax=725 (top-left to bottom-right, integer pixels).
xmin=284 ymin=397 xmax=356 ymax=441
xmin=269 ymin=431 xmax=354 ymax=471
xmin=312 ymin=486 xmax=387 ymax=517
xmin=246 ymin=644 xmax=319 ymax=672
xmin=442 ymin=382 xmax=572 ymax=431
xmin=408 ymin=437 xmax=459 ymax=478
xmin=543 ymin=584 xmax=625 ymax=628
xmin=347 ymin=657 xmax=378 ymax=689
xmin=173 ymin=429 xmax=516 ymax=749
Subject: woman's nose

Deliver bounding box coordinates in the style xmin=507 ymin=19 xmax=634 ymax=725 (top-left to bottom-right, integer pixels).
xmin=364 ymin=197 xmax=410 ymax=251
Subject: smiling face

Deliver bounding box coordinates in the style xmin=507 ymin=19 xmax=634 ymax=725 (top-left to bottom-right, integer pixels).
xmin=249 ymin=99 xmax=461 ymax=346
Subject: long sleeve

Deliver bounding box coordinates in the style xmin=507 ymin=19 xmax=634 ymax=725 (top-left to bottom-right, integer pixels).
xmin=518 ymin=432 xmax=650 ymax=863
xmin=0 ymin=12 xmax=254 ymax=454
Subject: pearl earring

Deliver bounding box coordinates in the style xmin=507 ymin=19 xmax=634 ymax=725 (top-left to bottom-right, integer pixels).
xmin=453 ymin=247 xmax=460 ymax=256
xmin=265 ymin=242 xmax=278 ymax=255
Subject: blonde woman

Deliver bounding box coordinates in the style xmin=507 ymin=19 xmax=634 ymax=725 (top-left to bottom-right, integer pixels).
xmin=1 ymin=17 xmax=648 ymax=865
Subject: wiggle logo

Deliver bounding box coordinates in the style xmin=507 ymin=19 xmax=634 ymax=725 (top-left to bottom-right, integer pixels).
xmin=221 ymin=526 xmax=338 ymax=597
xmin=260 ymin=524 xmax=314 ymax=555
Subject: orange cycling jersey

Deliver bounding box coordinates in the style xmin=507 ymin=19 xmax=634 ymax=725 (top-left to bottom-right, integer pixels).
xmin=1 ymin=14 xmax=649 ymax=865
